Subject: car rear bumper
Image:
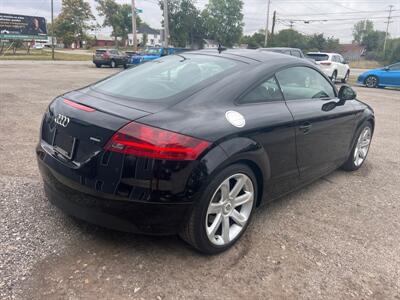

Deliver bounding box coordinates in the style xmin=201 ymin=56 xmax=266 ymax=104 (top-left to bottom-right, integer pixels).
xmin=37 ymin=157 xmax=193 ymax=235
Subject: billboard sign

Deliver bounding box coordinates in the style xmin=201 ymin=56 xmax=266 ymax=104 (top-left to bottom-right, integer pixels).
xmin=0 ymin=13 xmax=47 ymax=40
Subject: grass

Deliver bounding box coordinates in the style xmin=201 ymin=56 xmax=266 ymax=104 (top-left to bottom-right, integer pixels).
xmin=349 ymin=60 xmax=382 ymax=69
xmin=0 ymin=49 xmax=91 ymax=61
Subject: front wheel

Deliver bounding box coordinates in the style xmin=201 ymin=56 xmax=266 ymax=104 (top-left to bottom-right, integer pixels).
xmin=341 ymin=123 xmax=372 ymax=171
xmin=180 ymin=164 xmax=257 ymax=254
xmin=365 ymin=75 xmax=378 ymax=88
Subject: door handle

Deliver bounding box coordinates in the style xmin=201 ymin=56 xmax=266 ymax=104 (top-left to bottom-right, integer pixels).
xmin=299 ymin=122 xmax=312 ymax=134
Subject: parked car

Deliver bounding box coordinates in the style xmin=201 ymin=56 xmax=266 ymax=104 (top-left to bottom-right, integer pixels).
xmin=128 ymin=47 xmax=188 ymax=66
xmin=37 ymin=49 xmax=374 ymax=254
xmin=260 ymin=47 xmax=317 ymax=65
xmin=306 ymin=52 xmax=350 ymax=83
xmin=93 ymin=49 xmax=129 ymax=68
xmin=357 ymin=62 xmax=400 ymax=88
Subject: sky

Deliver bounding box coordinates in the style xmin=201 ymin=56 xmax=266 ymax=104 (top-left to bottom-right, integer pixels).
xmin=1 ymin=0 xmax=399 ymax=43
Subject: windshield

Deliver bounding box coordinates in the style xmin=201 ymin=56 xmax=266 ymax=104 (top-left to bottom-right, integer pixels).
xmin=93 ymin=54 xmax=237 ymax=100
xmin=306 ymin=54 xmax=329 ymax=61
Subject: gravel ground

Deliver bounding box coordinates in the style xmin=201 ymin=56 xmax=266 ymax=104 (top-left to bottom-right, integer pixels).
xmin=0 ymin=61 xmax=399 ymax=300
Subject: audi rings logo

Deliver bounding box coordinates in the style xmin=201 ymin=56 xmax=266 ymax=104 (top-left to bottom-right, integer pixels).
xmin=54 ymin=114 xmax=70 ymax=127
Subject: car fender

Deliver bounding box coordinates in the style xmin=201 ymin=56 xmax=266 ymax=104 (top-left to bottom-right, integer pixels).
xmin=198 ymin=137 xmax=271 ymax=205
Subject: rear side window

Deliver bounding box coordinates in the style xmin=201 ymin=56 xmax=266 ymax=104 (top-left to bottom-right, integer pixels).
xmin=389 ymin=63 xmax=400 ymax=70
xmin=93 ymin=54 xmax=237 ymax=100
xmin=276 ymin=66 xmax=335 ymax=100
xmin=240 ymin=77 xmax=284 ymax=104
xmin=307 ymin=54 xmax=329 ymax=61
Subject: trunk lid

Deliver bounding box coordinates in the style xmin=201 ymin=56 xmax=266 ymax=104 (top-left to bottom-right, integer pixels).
xmin=41 ymin=92 xmax=151 ymax=166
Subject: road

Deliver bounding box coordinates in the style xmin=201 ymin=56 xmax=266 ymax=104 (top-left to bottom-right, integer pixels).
xmin=0 ymin=61 xmax=399 ymax=300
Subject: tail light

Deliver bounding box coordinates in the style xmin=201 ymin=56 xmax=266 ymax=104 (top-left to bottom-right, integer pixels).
xmin=102 ymin=52 xmax=109 ymax=59
xmin=320 ymin=62 xmax=332 ymax=66
xmin=104 ymin=122 xmax=211 ymax=160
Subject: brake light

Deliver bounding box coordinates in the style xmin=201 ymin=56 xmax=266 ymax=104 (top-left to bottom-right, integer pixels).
xmin=320 ymin=62 xmax=332 ymax=66
xmin=104 ymin=122 xmax=211 ymax=160
xmin=63 ymin=99 xmax=96 ymax=112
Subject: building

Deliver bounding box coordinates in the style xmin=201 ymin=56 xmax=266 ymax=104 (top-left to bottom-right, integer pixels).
xmin=340 ymin=43 xmax=367 ymax=61
xmin=128 ymin=24 xmax=162 ymax=47
xmin=93 ymin=35 xmax=117 ymax=47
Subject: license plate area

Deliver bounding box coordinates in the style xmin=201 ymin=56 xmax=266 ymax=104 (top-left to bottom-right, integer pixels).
xmin=53 ymin=130 xmax=76 ymax=160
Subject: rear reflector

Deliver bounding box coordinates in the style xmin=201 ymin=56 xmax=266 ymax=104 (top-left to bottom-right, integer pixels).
xmin=63 ymin=99 xmax=96 ymax=112
xmin=104 ymin=122 xmax=211 ymax=160
xmin=320 ymin=62 xmax=332 ymax=66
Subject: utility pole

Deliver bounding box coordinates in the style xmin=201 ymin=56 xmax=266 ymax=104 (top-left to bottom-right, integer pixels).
xmin=131 ymin=0 xmax=137 ymax=51
xmin=163 ymin=0 xmax=169 ymax=47
xmin=264 ymin=0 xmax=271 ymax=47
xmin=51 ymin=0 xmax=54 ymax=60
xmin=289 ymin=20 xmax=294 ymax=29
xmin=271 ymin=10 xmax=276 ymax=43
xmin=383 ymin=5 xmax=394 ymax=52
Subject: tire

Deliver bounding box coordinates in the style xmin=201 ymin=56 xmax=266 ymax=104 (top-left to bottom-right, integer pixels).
xmin=365 ymin=75 xmax=378 ymax=88
xmin=123 ymin=64 xmax=128 ymax=69
xmin=95 ymin=64 xmax=101 ymax=68
xmin=180 ymin=163 xmax=257 ymax=254
xmin=341 ymin=71 xmax=350 ymax=83
xmin=341 ymin=122 xmax=373 ymax=171
xmin=110 ymin=60 xmax=116 ymax=68
xmin=331 ymin=71 xmax=337 ymax=83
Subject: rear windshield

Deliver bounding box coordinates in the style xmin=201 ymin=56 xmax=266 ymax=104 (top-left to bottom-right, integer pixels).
xmin=93 ymin=54 xmax=237 ymax=100
xmin=306 ymin=54 xmax=329 ymax=61
xmin=96 ymin=50 xmax=107 ymax=54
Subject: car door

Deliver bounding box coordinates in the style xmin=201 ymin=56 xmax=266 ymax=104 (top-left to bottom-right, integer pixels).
xmin=380 ymin=63 xmax=400 ymax=86
xmin=238 ymin=76 xmax=299 ymax=199
xmin=275 ymin=66 xmax=357 ymax=181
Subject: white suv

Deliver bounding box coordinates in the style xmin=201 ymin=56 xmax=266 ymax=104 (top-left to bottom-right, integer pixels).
xmin=307 ymin=52 xmax=350 ymax=83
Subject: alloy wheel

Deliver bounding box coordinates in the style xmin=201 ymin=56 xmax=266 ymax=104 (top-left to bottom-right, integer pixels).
xmin=354 ymin=127 xmax=371 ymax=167
xmin=205 ymin=173 xmax=254 ymax=246
xmin=365 ymin=76 xmax=377 ymax=88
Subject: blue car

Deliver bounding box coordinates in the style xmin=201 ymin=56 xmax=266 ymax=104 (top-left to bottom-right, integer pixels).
xmin=128 ymin=47 xmax=178 ymax=66
xmin=357 ymin=62 xmax=400 ymax=88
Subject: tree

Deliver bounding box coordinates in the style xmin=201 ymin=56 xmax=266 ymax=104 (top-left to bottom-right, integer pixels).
xmin=240 ymin=30 xmax=265 ymax=49
xmin=54 ymin=0 xmax=94 ymax=48
xmin=96 ymin=0 xmax=141 ymax=47
xmin=353 ymin=20 xmax=374 ymax=44
xmin=271 ymin=29 xmax=307 ymax=49
xmin=159 ymin=0 xmax=204 ymax=48
xmin=203 ymin=0 xmax=244 ymax=47
xmin=362 ymin=30 xmax=386 ymax=51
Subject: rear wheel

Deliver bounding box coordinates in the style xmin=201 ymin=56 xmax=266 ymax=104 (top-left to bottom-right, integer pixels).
xmin=110 ymin=60 xmax=116 ymax=68
xmin=180 ymin=164 xmax=257 ymax=254
xmin=341 ymin=123 xmax=372 ymax=171
xmin=341 ymin=71 xmax=350 ymax=83
xmin=95 ymin=64 xmax=101 ymax=68
xmin=365 ymin=75 xmax=378 ymax=88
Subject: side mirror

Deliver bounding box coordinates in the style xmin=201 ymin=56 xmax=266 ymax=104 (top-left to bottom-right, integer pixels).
xmin=383 ymin=66 xmax=390 ymax=71
xmin=338 ymin=85 xmax=357 ymax=103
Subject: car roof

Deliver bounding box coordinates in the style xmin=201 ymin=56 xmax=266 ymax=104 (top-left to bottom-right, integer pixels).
xmin=188 ymin=48 xmax=303 ymax=65
xmin=307 ymin=52 xmax=340 ymax=56
xmin=260 ymin=47 xmax=301 ymax=51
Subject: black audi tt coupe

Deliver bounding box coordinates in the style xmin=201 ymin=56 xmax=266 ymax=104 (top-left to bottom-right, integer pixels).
xmin=37 ymin=49 xmax=374 ymax=254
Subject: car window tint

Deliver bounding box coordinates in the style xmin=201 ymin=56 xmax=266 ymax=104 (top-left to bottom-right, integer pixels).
xmin=276 ymin=67 xmax=335 ymax=100
xmin=94 ymin=54 xmax=237 ymax=100
xmin=306 ymin=54 xmax=329 ymax=61
xmin=241 ymin=77 xmax=284 ymax=104
xmin=389 ymin=63 xmax=400 ymax=70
